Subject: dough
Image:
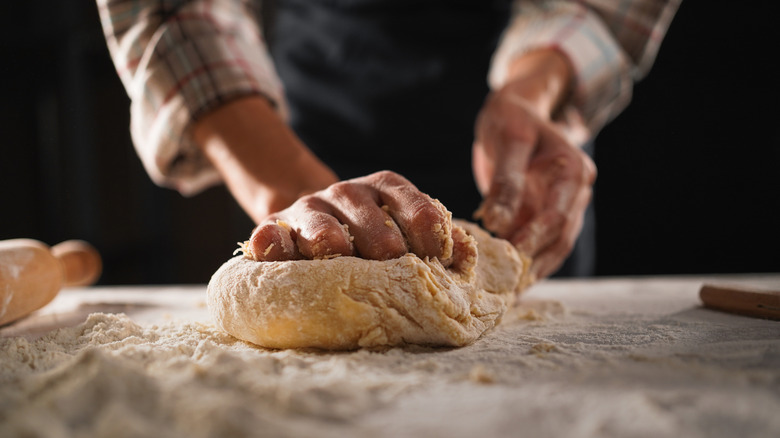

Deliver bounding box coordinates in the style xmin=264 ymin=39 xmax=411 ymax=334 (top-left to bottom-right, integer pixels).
xmin=207 ymin=221 xmax=530 ymax=350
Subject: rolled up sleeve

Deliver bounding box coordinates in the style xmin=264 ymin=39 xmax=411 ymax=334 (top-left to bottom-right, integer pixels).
xmin=97 ymin=0 xmax=286 ymax=195
xmin=489 ymin=0 xmax=681 ymax=135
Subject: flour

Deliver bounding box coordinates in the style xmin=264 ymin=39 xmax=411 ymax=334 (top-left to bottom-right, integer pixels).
xmin=0 ymin=313 xmax=438 ymax=437
xmin=2 ymin=277 xmax=779 ymax=438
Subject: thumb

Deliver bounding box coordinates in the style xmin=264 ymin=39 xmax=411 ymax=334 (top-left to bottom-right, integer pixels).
xmin=474 ymin=138 xmax=533 ymax=237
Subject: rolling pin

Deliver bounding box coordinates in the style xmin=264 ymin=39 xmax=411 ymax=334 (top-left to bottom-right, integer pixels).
xmin=0 ymin=239 xmax=102 ymax=326
xmin=700 ymin=283 xmax=780 ymax=320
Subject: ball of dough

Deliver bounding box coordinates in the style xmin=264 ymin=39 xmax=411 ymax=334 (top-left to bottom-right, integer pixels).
xmin=207 ymin=221 xmax=529 ymax=350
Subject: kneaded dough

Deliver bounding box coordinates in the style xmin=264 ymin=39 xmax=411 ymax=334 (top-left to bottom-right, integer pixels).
xmin=207 ymin=221 xmax=530 ymax=350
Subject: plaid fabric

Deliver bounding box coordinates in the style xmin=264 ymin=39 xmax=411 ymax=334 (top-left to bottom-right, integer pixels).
xmin=490 ymin=0 xmax=681 ymax=134
xmin=98 ymin=0 xmax=679 ymax=194
xmin=97 ymin=0 xmax=285 ymax=195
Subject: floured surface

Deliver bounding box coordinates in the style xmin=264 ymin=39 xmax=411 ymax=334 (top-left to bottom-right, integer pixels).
xmin=1 ymin=276 xmax=780 ymax=438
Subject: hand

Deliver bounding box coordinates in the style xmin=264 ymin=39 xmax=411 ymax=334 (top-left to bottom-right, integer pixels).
xmin=244 ymin=171 xmax=455 ymax=262
xmin=473 ymin=51 xmax=596 ymax=279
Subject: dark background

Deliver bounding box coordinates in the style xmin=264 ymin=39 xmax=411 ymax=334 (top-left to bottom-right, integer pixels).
xmin=1 ymin=1 xmax=778 ymax=285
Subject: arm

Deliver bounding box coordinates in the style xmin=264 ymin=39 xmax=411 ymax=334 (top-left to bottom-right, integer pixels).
xmin=490 ymin=0 xmax=682 ymax=134
xmin=98 ymin=0 xmax=448 ymax=261
xmin=97 ymin=0 xmax=287 ymax=196
xmin=192 ymin=96 xmax=337 ymax=223
xmin=475 ymin=0 xmax=680 ymax=278
xmin=474 ymin=48 xmax=596 ymax=280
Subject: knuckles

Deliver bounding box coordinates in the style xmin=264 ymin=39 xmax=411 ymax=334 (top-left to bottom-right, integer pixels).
xmin=250 ymin=170 xmax=452 ymax=262
xmin=365 ymin=170 xmax=412 ymax=190
xmin=323 ymin=180 xmax=362 ymax=202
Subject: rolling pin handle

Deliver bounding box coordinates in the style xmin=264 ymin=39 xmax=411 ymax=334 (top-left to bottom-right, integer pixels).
xmin=0 ymin=239 xmax=102 ymax=326
xmin=51 ymin=240 xmax=103 ymax=287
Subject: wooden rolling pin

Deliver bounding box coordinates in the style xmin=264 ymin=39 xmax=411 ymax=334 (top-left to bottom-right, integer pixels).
xmin=0 ymin=239 xmax=102 ymax=326
xmin=700 ymin=283 xmax=780 ymax=320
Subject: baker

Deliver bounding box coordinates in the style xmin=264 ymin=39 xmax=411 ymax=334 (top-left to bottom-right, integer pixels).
xmin=97 ymin=0 xmax=680 ymax=280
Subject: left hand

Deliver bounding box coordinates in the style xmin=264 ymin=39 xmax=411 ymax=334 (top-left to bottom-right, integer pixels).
xmin=473 ymin=52 xmax=596 ymax=279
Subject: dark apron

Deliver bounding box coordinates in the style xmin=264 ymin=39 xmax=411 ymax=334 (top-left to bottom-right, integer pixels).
xmin=266 ymin=0 xmax=595 ymax=276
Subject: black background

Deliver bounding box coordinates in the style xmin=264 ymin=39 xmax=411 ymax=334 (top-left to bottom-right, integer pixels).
xmin=1 ymin=1 xmax=778 ymax=284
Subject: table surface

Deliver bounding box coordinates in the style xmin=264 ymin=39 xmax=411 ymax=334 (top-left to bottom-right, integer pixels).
xmin=2 ymin=274 xmax=779 ymax=437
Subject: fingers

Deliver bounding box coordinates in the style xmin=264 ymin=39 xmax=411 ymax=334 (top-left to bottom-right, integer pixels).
xmin=248 ymin=171 xmax=454 ymax=262
xmin=511 ymin=152 xmax=596 ymax=278
xmin=472 ymin=97 xmax=538 ymax=238
xmin=289 ymin=197 xmax=355 ymax=259
xmin=322 ymin=180 xmax=407 ymax=260
xmin=246 ymin=221 xmax=299 ymax=261
xmin=474 ymin=140 xmax=532 ymax=238
xmin=526 ymin=181 xmax=592 ymax=279
xmin=367 ymin=171 xmax=453 ymax=260
xmin=511 ymin=169 xmax=577 ymax=256
xmin=250 ymin=197 xmax=354 ymax=261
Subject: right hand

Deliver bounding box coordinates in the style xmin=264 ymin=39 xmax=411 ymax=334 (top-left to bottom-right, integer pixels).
xmin=245 ymin=171 xmax=455 ymax=262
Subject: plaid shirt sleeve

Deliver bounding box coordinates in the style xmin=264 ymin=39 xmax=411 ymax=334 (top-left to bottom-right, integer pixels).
xmin=489 ymin=0 xmax=681 ymax=135
xmin=97 ymin=0 xmax=286 ymax=195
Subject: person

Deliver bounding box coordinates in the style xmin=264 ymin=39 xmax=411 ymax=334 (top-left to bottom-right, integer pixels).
xmin=96 ymin=0 xmax=680 ymax=280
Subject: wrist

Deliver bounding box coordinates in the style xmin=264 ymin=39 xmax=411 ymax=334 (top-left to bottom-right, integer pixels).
xmin=503 ymin=48 xmax=574 ymax=118
xmin=193 ymin=96 xmax=338 ymax=223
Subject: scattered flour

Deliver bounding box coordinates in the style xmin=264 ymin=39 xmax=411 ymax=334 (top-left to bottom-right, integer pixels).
xmin=2 ymin=277 xmax=779 ymax=438
xmin=0 ymin=313 xmax=430 ymax=437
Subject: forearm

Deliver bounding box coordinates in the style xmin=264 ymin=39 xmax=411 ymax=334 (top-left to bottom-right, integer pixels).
xmin=97 ymin=0 xmax=286 ymax=195
xmin=491 ymin=0 xmax=681 ymax=134
xmin=193 ymin=96 xmax=338 ymax=223
xmin=503 ymin=48 xmax=574 ymax=119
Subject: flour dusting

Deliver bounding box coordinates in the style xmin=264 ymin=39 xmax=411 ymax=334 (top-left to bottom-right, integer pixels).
xmin=1 ymin=277 xmax=779 ymax=438
xmin=0 ymin=313 xmax=431 ymax=437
